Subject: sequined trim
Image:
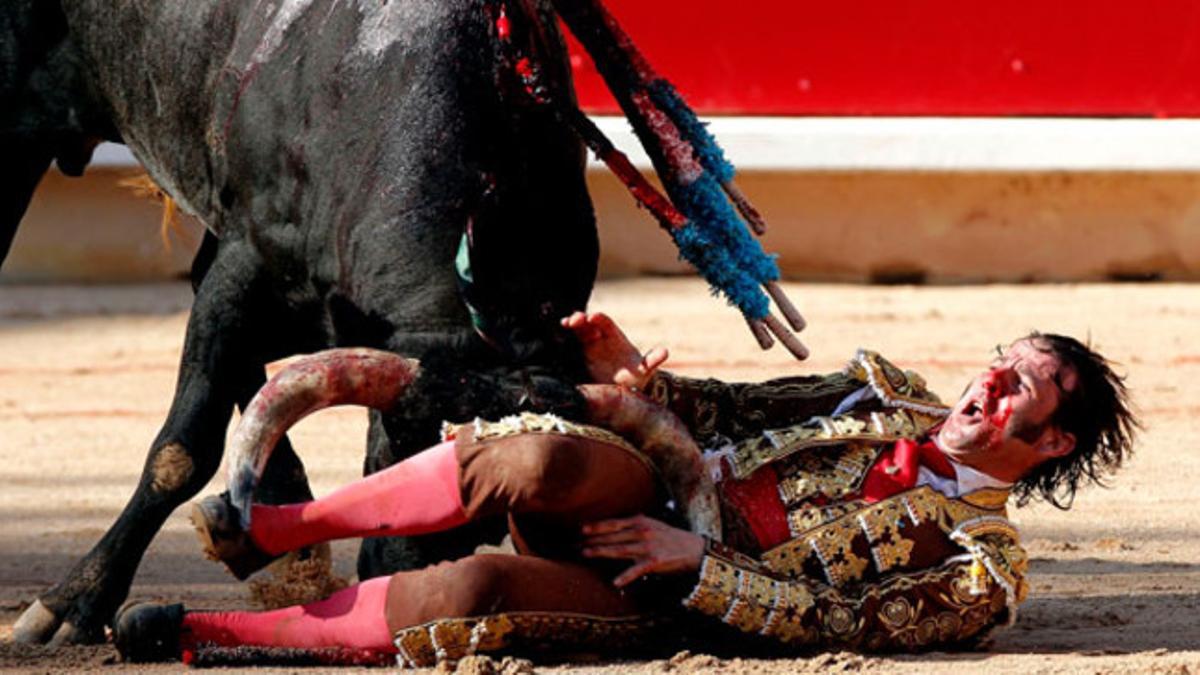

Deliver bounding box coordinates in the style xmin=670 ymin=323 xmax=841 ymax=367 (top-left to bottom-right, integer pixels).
xmin=443 ymin=412 xmax=636 ymax=451
xmin=682 ymin=555 xmax=739 ymax=616
xmin=444 ymin=412 xmax=663 ymax=483
xmin=393 ymin=612 xmax=655 ymax=668
xmin=845 ymin=349 xmax=949 ymax=417
xmin=777 ymin=444 xmax=880 ymax=507
xmin=949 ymin=517 xmax=1030 ymax=624
xmin=763 ymin=487 xmax=1014 ymax=584
xmin=786 ymin=501 xmax=864 ymax=537
xmin=682 ymin=554 xmax=1007 ymax=649
xmin=729 ymin=408 xmax=943 ymax=480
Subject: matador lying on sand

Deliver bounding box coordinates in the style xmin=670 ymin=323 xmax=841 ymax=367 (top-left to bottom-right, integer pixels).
xmin=114 ymin=312 xmax=1136 ymax=666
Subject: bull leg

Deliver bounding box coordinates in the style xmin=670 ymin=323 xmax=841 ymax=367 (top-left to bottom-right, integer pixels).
xmin=191 ymin=231 xmax=315 ymax=509
xmin=12 ymin=243 xmax=280 ymax=645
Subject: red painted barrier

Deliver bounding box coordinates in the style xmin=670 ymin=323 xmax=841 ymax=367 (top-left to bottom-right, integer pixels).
xmin=569 ymin=1 xmax=1200 ymax=116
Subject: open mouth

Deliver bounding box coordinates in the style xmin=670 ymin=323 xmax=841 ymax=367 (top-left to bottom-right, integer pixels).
xmin=961 ymin=399 xmax=985 ymax=422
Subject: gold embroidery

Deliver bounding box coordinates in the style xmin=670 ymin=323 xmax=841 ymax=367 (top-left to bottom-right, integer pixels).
xmin=786 ymin=501 xmax=864 ymax=536
xmin=428 ymin=614 xmax=512 ymax=659
xmin=448 ymin=412 xmax=637 ymax=452
xmin=935 ymin=610 xmax=964 ymax=640
xmin=915 ymin=616 xmax=939 ymax=645
xmin=393 ymin=612 xmax=654 ymax=667
xmin=954 ymin=516 xmax=1020 ymax=542
xmin=787 ymin=505 xmax=826 ymax=534
xmin=947 ymin=572 xmax=983 ymax=605
xmin=758 ymin=537 xmax=806 ymax=579
xmin=960 ymin=488 xmax=1011 ymax=510
xmin=731 ymin=408 xmax=942 ymax=480
xmin=732 ymin=428 xmax=824 ymax=480
xmin=764 ymin=487 xmax=1013 ymax=583
xmin=778 ymin=444 xmax=879 ymax=506
xmin=856 ymin=496 xmax=910 ymax=542
xmin=797 ymin=517 xmax=864 ymax=585
xmin=682 ymin=556 xmax=739 ymax=616
xmin=762 ymin=583 xmax=817 ymax=643
xmin=823 ymin=604 xmax=862 ymax=637
xmin=879 ymin=596 xmax=918 ymax=630
xmin=827 ymin=416 xmax=869 ymax=436
xmin=950 ymin=524 xmax=1030 ymax=605
xmin=872 ymin=537 xmax=916 ymax=572
xmin=865 ymin=566 xmax=1003 ymax=648
xmin=870 ymin=410 xmax=921 ymax=436
xmin=857 ymin=495 xmax=920 ymax=574
xmin=813 ymin=527 xmax=871 ymax=587
xmin=844 ymin=350 xmax=948 ymax=413
xmin=725 ymin=572 xmax=775 ymax=633
xmin=394 ymin=624 xmax=436 ymax=667
xmin=684 ymin=557 xmax=1011 ymax=650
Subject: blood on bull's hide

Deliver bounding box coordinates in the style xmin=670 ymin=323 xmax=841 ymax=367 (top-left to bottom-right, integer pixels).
xmin=2 ymin=0 xmax=804 ymax=646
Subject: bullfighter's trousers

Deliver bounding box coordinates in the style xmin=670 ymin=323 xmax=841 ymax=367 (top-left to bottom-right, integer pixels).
xmin=182 ymin=428 xmax=662 ymax=654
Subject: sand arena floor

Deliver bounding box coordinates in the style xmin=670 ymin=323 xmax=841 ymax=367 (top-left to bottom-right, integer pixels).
xmin=0 ymin=279 xmax=1197 ymax=673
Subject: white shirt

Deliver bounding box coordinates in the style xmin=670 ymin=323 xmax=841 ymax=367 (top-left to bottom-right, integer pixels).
xmin=917 ymin=461 xmax=1012 ymax=499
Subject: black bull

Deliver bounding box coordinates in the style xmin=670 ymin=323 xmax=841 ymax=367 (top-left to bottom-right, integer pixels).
xmin=1 ymin=0 xmax=803 ymax=645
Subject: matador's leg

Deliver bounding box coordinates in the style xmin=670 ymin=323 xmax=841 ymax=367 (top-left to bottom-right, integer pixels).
xmin=115 ymin=555 xmax=641 ymax=663
xmin=196 ymin=432 xmax=659 ymax=567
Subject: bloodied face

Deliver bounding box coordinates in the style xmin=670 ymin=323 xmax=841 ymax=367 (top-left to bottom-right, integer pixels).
xmin=935 ymin=338 xmax=1079 ymax=483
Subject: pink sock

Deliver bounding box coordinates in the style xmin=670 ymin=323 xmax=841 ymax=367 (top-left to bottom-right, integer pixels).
xmin=182 ymin=576 xmax=395 ymax=652
xmin=249 ymin=440 xmax=466 ymax=555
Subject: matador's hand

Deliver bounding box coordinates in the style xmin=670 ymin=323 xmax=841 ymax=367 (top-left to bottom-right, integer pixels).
xmin=581 ymin=515 xmax=704 ymax=587
xmin=561 ymin=311 xmax=668 ymax=389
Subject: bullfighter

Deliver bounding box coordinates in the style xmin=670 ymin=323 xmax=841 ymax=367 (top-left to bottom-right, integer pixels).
xmin=113 ymin=312 xmax=1136 ymax=665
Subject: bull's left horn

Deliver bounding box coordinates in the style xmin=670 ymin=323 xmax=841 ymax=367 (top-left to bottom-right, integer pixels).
xmin=226 ymin=348 xmax=419 ymax=528
xmin=578 ymin=384 xmax=722 ymax=541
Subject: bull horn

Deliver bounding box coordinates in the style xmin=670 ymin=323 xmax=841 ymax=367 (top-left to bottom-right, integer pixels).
xmin=227 ymin=348 xmax=420 ymax=528
xmin=577 ymin=385 xmax=722 ymax=540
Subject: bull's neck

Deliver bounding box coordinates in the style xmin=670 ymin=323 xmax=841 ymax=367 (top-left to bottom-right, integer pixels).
xmin=61 ymin=0 xmax=248 ymax=221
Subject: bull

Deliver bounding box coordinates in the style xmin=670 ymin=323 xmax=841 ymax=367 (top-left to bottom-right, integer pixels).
xmin=2 ymin=0 xmax=805 ymax=645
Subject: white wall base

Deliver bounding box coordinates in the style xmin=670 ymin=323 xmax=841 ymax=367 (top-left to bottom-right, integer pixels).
xmin=8 ymin=118 xmax=1200 ymax=283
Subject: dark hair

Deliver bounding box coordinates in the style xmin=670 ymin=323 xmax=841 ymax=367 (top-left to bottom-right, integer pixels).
xmin=1012 ymin=332 xmax=1139 ymax=509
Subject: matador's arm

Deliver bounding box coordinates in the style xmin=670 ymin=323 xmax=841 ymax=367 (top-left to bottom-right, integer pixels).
xmin=563 ymin=310 xmax=863 ymax=440
xmin=645 ymin=370 xmax=863 ymax=442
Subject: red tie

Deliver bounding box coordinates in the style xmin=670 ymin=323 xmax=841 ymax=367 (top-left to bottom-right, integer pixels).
xmin=860 ymin=438 xmax=954 ymax=503
xmin=916 ymin=440 xmax=956 ymax=479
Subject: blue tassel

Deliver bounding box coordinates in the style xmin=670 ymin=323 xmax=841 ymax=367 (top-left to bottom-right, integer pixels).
xmin=671 ymin=223 xmax=770 ymax=319
xmin=671 ymin=172 xmax=779 ymax=286
xmin=646 ymin=80 xmax=779 ymax=295
xmin=649 ymin=80 xmax=735 ymax=183
xmin=634 ymin=80 xmax=778 ymax=320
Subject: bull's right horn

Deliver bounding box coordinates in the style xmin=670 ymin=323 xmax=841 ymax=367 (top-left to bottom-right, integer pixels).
xmin=577 ymin=384 xmax=722 ymax=541
xmin=226 ymin=348 xmax=419 ymax=528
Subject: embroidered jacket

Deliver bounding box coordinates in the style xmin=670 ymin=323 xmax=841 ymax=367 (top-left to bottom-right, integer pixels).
xmin=394 ymin=352 xmax=1029 ymax=665
xmin=650 ymin=350 xmax=1029 ymax=652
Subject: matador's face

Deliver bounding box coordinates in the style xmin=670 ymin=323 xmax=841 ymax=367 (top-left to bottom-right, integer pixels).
xmin=935 ymin=339 xmax=1078 ymax=483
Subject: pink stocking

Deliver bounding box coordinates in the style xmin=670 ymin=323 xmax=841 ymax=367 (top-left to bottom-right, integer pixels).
xmin=249 ymin=440 xmax=466 ymax=555
xmin=182 ymin=576 xmax=394 ymax=652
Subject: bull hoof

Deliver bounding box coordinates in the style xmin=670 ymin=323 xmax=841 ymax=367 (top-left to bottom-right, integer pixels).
xmin=112 ymin=602 xmax=184 ymax=663
xmin=47 ymin=617 xmax=105 ymax=647
xmin=11 ymin=600 xmax=61 ymax=644
xmin=190 ymin=493 xmax=277 ymax=580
